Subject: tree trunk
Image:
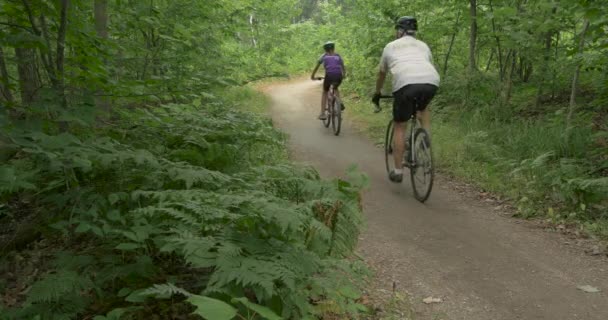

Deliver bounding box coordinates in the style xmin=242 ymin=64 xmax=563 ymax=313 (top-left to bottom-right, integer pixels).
xmin=38 ymin=14 xmax=60 ymax=89
xmin=567 ymin=19 xmax=590 ymax=131
xmin=551 ymin=31 xmax=560 ymax=99
xmin=503 ymin=50 xmax=517 ymax=105
xmin=485 ymin=49 xmax=495 ymax=72
xmin=21 ymin=0 xmax=58 ymax=88
xmin=489 ymin=0 xmax=504 ymax=79
xmin=0 ymin=47 xmax=14 ymax=103
xmin=468 ymin=0 xmax=477 ymax=74
xmin=94 ymin=0 xmax=110 ymax=113
xmin=94 ymin=0 xmax=108 ymax=38
xmin=249 ymin=14 xmax=258 ymax=48
xmin=56 ymin=0 xmax=69 ymax=89
xmin=535 ymin=7 xmax=556 ymax=107
xmin=521 ymin=57 xmax=533 ymax=82
xmin=14 ymin=48 xmax=39 ymax=105
xmin=443 ymin=11 xmax=460 ymax=76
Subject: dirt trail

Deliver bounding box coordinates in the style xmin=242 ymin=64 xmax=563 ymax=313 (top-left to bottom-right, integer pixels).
xmin=266 ymin=80 xmax=608 ymax=320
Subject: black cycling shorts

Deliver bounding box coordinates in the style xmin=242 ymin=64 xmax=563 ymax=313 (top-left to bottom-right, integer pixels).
xmin=323 ymin=74 xmax=343 ymax=92
xmin=393 ymin=84 xmax=438 ymax=122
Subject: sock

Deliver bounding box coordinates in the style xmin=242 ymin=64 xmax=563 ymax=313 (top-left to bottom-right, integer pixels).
xmin=394 ymin=168 xmax=403 ymax=174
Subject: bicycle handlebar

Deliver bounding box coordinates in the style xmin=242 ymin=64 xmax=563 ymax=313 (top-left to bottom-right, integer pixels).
xmin=373 ymin=95 xmax=393 ymax=113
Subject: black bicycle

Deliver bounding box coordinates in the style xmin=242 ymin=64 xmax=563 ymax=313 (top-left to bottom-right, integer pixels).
xmin=314 ymin=77 xmax=342 ymax=136
xmin=374 ymin=96 xmax=434 ymax=202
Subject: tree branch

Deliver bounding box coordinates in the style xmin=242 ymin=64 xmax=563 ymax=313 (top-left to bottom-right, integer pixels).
xmin=0 ymin=22 xmax=33 ymax=32
xmin=20 ymin=0 xmax=41 ymax=36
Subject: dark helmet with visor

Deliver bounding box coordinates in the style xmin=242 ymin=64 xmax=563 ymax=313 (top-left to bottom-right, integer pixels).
xmin=395 ymin=16 xmax=417 ymax=31
xmin=323 ymin=41 xmax=335 ymax=51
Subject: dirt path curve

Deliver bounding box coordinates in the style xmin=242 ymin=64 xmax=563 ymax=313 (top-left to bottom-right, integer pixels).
xmin=266 ymin=80 xmax=607 ymax=320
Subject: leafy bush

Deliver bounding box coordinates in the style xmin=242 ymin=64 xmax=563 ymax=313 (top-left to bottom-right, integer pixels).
xmin=0 ymin=91 xmax=368 ymax=319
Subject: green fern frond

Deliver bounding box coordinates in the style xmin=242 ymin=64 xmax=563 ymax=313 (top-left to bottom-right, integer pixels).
xmin=142 ymin=283 xmax=192 ymax=298
xmin=25 ymin=271 xmax=93 ymax=304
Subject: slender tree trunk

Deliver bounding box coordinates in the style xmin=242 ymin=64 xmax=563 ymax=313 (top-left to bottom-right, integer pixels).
xmin=535 ymin=7 xmax=556 ymax=107
xmin=94 ymin=0 xmax=108 ymax=38
xmin=0 ymin=47 xmax=14 ymax=103
xmin=551 ymin=32 xmax=560 ymax=99
xmin=14 ymin=48 xmax=39 ymax=104
xmin=468 ymin=0 xmax=478 ymax=74
xmin=485 ymin=49 xmax=495 ymax=72
xmin=56 ymin=0 xmax=69 ymax=90
xmin=522 ymin=58 xmax=533 ymax=82
xmin=443 ymin=11 xmax=460 ymax=76
xmin=94 ymin=0 xmax=110 ymax=113
xmin=489 ymin=0 xmax=504 ymax=79
xmin=567 ymin=19 xmax=590 ymax=131
xmin=249 ymin=14 xmax=258 ymax=48
xmin=503 ymin=50 xmax=517 ymax=105
xmin=21 ymin=0 xmax=58 ymax=88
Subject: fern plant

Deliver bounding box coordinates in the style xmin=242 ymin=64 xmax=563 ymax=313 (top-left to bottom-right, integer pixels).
xmin=0 ymin=92 xmax=368 ymax=320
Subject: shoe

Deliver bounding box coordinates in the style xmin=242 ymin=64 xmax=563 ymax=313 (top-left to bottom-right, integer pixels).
xmin=318 ymin=113 xmax=327 ymax=120
xmin=388 ymin=170 xmax=403 ymax=183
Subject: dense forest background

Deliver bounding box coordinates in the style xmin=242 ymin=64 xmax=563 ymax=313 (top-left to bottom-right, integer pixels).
xmin=0 ymin=0 xmax=606 ymax=319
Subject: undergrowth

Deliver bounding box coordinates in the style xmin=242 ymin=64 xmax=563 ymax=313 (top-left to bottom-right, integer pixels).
xmin=0 ymin=88 xmax=369 ymax=319
xmin=342 ymin=74 xmax=608 ymax=239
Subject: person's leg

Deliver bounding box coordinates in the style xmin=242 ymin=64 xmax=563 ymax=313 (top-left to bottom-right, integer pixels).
xmin=319 ymin=78 xmax=330 ymax=119
xmin=389 ymin=86 xmax=413 ymax=182
xmin=418 ymin=108 xmax=431 ymax=132
xmin=415 ymin=84 xmax=438 ymax=139
xmin=320 ymin=90 xmax=328 ymax=117
xmin=393 ymin=120 xmax=409 ymax=170
xmin=328 ymin=75 xmax=344 ymax=110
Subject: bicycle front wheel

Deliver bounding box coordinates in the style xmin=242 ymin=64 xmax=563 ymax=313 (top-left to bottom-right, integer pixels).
xmin=410 ymin=128 xmax=434 ymax=202
xmin=384 ymin=120 xmax=395 ymax=174
xmin=332 ymin=97 xmax=342 ymax=136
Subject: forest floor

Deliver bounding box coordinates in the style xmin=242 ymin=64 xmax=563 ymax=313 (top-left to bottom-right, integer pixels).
xmin=262 ymin=79 xmax=608 ymax=320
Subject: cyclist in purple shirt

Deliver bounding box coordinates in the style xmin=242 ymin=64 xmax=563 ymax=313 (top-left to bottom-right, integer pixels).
xmin=311 ymin=42 xmax=347 ymax=120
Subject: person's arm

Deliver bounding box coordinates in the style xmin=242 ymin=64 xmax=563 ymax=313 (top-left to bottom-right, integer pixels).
xmin=372 ymin=48 xmax=388 ymax=106
xmin=426 ymin=44 xmax=436 ymax=67
xmin=310 ymin=63 xmax=321 ymax=80
xmin=375 ymin=48 xmax=389 ymax=94
xmin=375 ymin=71 xmax=386 ymax=94
xmin=340 ymin=56 xmax=347 ymax=78
xmin=311 ymin=55 xmax=324 ymax=80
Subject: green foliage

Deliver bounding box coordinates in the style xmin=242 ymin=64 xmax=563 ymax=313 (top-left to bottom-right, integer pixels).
xmin=187 ymin=295 xmax=238 ymax=320
xmin=0 ymin=85 xmax=368 ymax=319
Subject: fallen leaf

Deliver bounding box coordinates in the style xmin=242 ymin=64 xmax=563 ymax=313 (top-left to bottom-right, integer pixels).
xmin=577 ymin=285 xmax=600 ymax=293
xmin=423 ymin=296 xmax=442 ymax=304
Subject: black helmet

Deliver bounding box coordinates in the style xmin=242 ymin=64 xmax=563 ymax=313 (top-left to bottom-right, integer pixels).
xmin=323 ymin=41 xmax=335 ymax=51
xmin=395 ymin=16 xmax=417 ymax=31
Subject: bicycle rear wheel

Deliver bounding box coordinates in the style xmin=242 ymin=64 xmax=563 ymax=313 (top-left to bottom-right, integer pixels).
xmin=323 ymin=99 xmax=331 ymax=128
xmin=410 ymin=128 xmax=434 ymax=202
xmin=332 ymin=96 xmax=342 ymax=136
xmin=384 ymin=120 xmax=395 ymax=174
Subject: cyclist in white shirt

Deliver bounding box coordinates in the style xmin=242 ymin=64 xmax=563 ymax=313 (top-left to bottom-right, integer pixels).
xmin=372 ymin=16 xmax=440 ymax=183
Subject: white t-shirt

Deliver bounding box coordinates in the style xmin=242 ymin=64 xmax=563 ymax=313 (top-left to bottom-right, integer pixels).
xmin=379 ymin=36 xmax=440 ymax=92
